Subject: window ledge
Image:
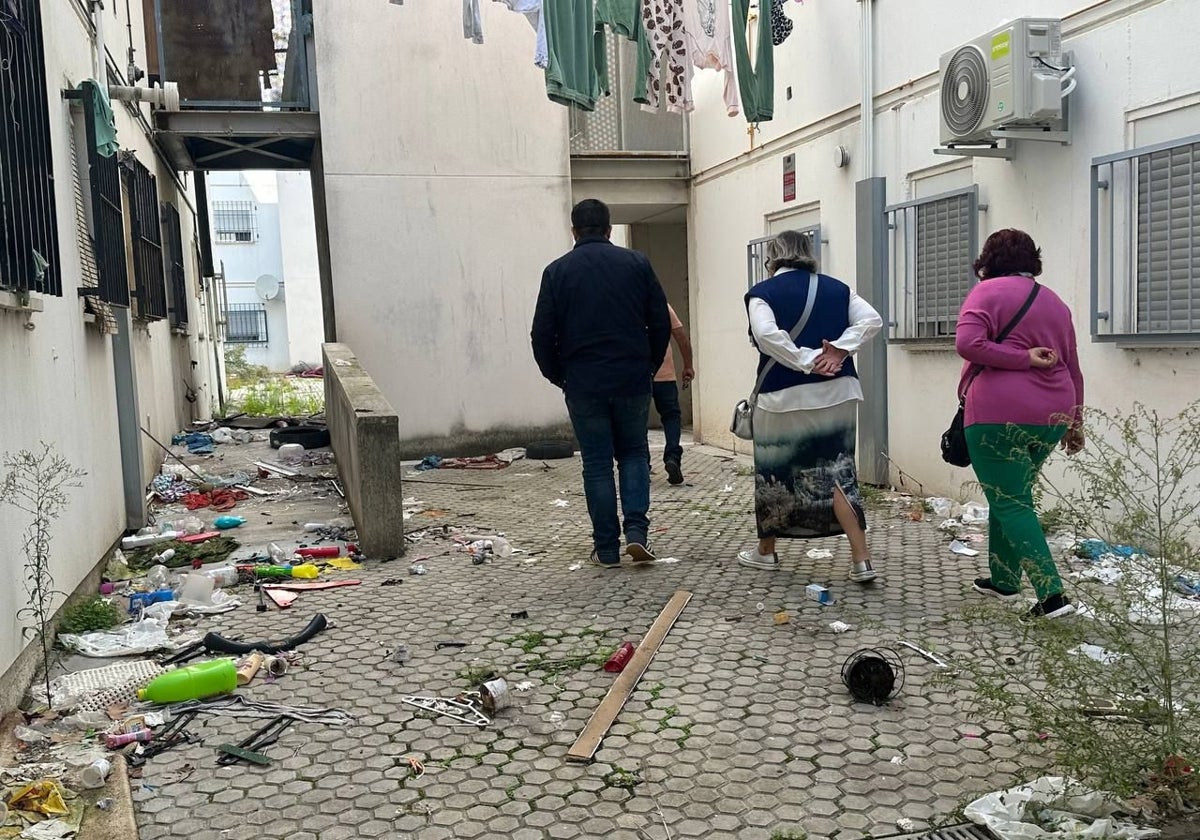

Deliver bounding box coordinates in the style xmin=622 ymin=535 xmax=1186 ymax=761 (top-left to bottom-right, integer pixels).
xmin=891 ymin=338 xmax=957 ymax=352
xmin=0 ymin=291 xmax=44 ymax=313
xmin=171 ymin=326 xmax=190 ymax=337
xmin=1115 ymin=341 xmax=1200 ymax=351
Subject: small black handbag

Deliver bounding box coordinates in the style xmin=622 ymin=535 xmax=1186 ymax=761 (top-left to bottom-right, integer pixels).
xmin=941 ymin=282 xmax=1041 ymax=467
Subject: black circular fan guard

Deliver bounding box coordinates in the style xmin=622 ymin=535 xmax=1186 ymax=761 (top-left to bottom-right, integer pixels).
xmin=841 ymin=647 xmax=905 ymax=706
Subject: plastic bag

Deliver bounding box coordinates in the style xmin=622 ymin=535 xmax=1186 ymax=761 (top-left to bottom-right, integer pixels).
xmin=964 ymin=776 xmax=1160 ymax=840
xmin=59 ymin=618 xmax=173 ymax=657
xmin=961 ymin=502 xmax=990 ymax=524
xmin=926 ymin=497 xmax=957 ymax=518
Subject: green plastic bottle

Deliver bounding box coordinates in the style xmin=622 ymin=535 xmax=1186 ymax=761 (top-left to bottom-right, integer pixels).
xmin=137 ymin=659 xmax=237 ymax=703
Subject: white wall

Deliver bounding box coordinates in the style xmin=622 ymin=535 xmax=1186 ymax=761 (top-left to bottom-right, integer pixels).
xmin=313 ymin=1 xmax=575 ymax=448
xmin=0 ymin=0 xmax=200 ymax=688
xmin=277 ymin=171 xmax=323 ymax=367
xmin=687 ymin=0 xmax=1200 ymax=495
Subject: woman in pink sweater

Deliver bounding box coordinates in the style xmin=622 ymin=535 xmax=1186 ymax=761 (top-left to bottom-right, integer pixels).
xmin=954 ymin=229 xmax=1085 ymax=620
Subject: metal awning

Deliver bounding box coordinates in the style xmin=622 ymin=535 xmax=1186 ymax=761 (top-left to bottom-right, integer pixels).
xmin=153 ymin=110 xmax=320 ymax=171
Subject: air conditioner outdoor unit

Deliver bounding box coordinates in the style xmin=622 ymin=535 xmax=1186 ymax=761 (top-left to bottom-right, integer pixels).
xmin=939 ymin=18 xmax=1075 ymax=147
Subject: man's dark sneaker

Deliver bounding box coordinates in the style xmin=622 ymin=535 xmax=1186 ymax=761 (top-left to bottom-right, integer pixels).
xmin=1026 ymin=593 xmax=1076 ymax=620
xmin=625 ymin=541 xmax=657 ymax=563
xmin=665 ymin=460 xmax=684 ymax=485
xmin=589 ymin=550 xmax=621 ymax=568
xmin=973 ymin=578 xmax=1021 ymax=602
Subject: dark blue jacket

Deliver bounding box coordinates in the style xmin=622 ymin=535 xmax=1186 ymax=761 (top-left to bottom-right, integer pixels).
xmin=746 ymin=269 xmax=858 ymax=394
xmin=531 ymin=237 xmax=671 ymax=398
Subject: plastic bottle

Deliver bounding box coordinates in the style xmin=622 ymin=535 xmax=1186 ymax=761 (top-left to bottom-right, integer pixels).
xmin=212 ymin=516 xmax=245 ymax=530
xmin=146 ymin=564 xmax=171 ymax=589
xmin=253 ymin=565 xmax=296 ymax=580
xmin=137 ymin=659 xmax=237 ymax=703
xmin=199 ymin=565 xmax=238 ymax=587
xmin=267 ymin=543 xmax=290 ymax=564
xmin=152 ymin=548 xmax=176 ymax=565
xmin=302 ymin=523 xmax=327 ymax=532
xmin=294 ymin=546 xmax=338 ymax=559
xmin=603 ymin=642 xmax=636 ymax=673
xmin=290 ymin=563 xmax=319 ymax=579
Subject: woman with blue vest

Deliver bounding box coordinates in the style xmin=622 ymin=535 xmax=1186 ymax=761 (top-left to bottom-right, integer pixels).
xmin=737 ymin=231 xmax=884 ymax=581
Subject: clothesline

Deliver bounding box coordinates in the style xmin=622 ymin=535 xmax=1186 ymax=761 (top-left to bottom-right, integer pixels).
xmin=443 ymin=0 xmax=804 ymax=122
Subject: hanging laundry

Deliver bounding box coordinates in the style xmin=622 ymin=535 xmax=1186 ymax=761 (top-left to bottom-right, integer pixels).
xmin=493 ymin=0 xmax=548 ymax=69
xmin=683 ymin=0 xmax=740 ymax=116
xmin=595 ymin=0 xmax=652 ymax=103
xmin=636 ymin=0 xmax=693 ymax=113
xmin=731 ymin=0 xmax=773 ymax=122
xmin=770 ymin=0 xmax=792 ymax=45
xmin=543 ymin=0 xmax=604 ymax=110
xmin=78 ymin=80 xmax=119 ymax=156
xmin=464 ymin=0 xmax=484 ymax=44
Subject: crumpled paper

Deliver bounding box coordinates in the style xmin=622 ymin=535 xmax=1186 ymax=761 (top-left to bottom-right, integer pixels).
xmin=964 ymin=776 xmax=1159 ymax=840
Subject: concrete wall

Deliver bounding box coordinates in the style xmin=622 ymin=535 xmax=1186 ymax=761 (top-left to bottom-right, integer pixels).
xmin=686 ymin=0 xmax=1200 ymax=495
xmin=277 ymin=171 xmax=324 ymax=367
xmin=0 ymin=0 xmax=201 ymax=704
xmin=323 ymin=343 xmax=405 ymax=558
xmin=313 ymin=1 xmax=576 ymax=456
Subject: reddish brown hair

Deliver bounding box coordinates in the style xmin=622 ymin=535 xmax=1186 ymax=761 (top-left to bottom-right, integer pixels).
xmin=973 ymin=228 xmax=1043 ymax=279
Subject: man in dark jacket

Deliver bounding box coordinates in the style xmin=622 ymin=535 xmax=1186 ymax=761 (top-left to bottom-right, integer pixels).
xmin=531 ymin=199 xmax=671 ymax=567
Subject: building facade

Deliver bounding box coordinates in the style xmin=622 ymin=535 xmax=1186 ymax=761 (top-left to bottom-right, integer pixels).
xmin=686 ymin=0 xmax=1200 ymax=497
xmin=0 ymin=0 xmax=215 ymax=700
xmin=207 ymin=170 xmax=322 ymax=372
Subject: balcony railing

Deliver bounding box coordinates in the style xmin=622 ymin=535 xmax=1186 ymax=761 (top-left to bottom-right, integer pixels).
xmin=152 ymin=0 xmax=313 ymax=110
xmin=569 ymin=31 xmax=686 ymax=155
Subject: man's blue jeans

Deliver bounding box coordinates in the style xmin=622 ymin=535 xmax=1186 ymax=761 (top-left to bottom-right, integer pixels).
xmin=565 ymin=394 xmax=652 ymax=562
xmin=652 ymin=381 xmax=683 ymax=465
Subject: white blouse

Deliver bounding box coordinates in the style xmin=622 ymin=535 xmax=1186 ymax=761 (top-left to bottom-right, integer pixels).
xmin=749 ymin=272 xmax=883 ymax=413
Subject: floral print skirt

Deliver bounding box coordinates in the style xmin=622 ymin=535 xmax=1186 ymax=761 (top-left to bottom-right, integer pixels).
xmin=752 ymin=400 xmax=867 ymax=540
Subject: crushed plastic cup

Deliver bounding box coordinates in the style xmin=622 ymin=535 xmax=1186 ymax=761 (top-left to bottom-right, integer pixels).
xmin=146 ymin=564 xmax=171 ymax=589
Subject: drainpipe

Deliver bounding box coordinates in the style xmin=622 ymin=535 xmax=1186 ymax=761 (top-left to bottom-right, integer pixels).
xmin=858 ymin=0 xmax=874 ymax=179
xmin=92 ymin=0 xmax=107 ymax=82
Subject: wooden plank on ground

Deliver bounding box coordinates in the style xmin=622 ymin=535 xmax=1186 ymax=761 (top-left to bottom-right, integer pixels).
xmin=566 ymin=589 xmax=692 ymax=763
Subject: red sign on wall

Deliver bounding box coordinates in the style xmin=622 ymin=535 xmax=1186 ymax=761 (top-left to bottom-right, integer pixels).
xmin=783 ymin=154 xmax=796 ymax=202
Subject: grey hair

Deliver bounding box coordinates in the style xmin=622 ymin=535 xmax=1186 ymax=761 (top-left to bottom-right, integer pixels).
xmin=764 ymin=230 xmax=819 ymax=275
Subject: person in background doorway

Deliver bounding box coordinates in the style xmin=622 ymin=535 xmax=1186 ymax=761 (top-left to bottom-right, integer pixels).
xmin=531 ymin=199 xmax=672 ymax=567
xmin=652 ymin=303 xmax=695 ymax=485
xmin=957 ymin=228 xmax=1085 ymax=620
xmin=736 ymin=231 xmax=883 ymax=583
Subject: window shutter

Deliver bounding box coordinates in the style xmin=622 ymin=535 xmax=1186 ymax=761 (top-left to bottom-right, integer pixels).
xmin=1137 ymin=141 xmax=1200 ymax=334
xmin=914 ymin=193 xmax=974 ymax=338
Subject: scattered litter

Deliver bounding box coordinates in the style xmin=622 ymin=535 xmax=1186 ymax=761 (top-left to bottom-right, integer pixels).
xmin=409 ymin=565 xmax=428 ymax=576
xmin=925 ymin=497 xmax=956 ymax=518
xmin=20 ymin=819 xmax=76 ymax=840
xmin=896 ymin=818 xmax=916 ymax=832
xmin=950 ymin=540 xmax=980 ymax=557
xmin=829 ymin=621 xmax=852 ymax=634
xmin=401 ymin=695 xmax=489 ymax=727
xmin=841 ymin=647 xmax=904 ymax=706
xmin=510 ymin=610 xmax=529 ymax=620
xmin=59 ymin=618 xmax=191 ymax=658
xmin=1 ymin=764 xmax=66 ymax=785
xmin=654 ymin=557 xmax=681 ymax=564
xmin=513 ymin=681 xmax=535 ymax=692
xmin=890 ymin=755 xmax=905 ymax=766
xmin=1068 ymin=644 xmax=1122 ymax=665
xmin=169 ymin=695 xmax=353 ymax=726
xmin=324 ymin=557 xmax=362 ymax=571
xmin=805 ymin=584 xmax=833 ymax=605
xmin=806 ymin=548 xmax=834 ymax=560
xmin=896 ymin=640 xmax=955 ymax=672
xmin=773 ymin=611 xmax=790 ymax=625
xmin=217 ymin=717 xmax=294 ymax=766
xmin=964 ymin=776 xmax=1159 ymax=840
xmin=603 ymin=642 xmax=636 ymax=673
xmin=95 ymin=799 xmax=114 ymax=811
xmin=568 ymin=563 xmax=582 ymax=571
xmin=1075 ymin=539 xmax=1143 ymax=561
xmin=722 ymin=484 xmax=733 ymax=493
xmin=551 ymin=499 xmax=570 ymax=508
xmin=38 ymin=660 xmax=165 ymax=711
xmin=392 ymin=645 xmax=410 ymax=664
xmin=938 ymin=519 xmax=962 ymax=532
xmin=961 ymin=502 xmax=989 ymax=524
xmin=8 ymin=779 xmax=69 ymax=817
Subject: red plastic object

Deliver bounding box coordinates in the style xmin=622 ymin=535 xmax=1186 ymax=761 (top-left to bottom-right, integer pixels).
xmin=295 ymin=546 xmax=339 ymax=558
xmin=178 ymin=531 xmax=220 ymax=544
xmin=603 ymin=642 xmax=636 ymax=673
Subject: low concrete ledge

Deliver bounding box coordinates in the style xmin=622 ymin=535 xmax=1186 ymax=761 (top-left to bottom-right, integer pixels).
xmin=323 ymin=343 xmax=405 ymax=558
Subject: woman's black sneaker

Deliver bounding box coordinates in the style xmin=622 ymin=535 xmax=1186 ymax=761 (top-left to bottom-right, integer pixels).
xmin=1026 ymin=593 xmax=1075 ymax=620
xmin=973 ymin=578 xmax=1021 ymax=602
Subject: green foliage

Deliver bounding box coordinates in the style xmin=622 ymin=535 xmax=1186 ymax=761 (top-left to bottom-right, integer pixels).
xmin=769 ymin=830 xmax=808 ymax=840
xmin=223 ymin=345 xmax=269 ymax=389
xmin=58 ymin=596 xmax=123 ymax=635
xmin=1 ymin=445 xmax=86 ymax=704
xmin=602 ymin=766 xmax=642 ymax=791
xmin=954 ymin=403 xmax=1200 ymax=811
xmin=225 ymin=377 xmax=324 ymax=418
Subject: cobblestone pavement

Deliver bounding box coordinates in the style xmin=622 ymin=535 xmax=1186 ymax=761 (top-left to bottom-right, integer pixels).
xmin=133 ymin=438 xmax=1029 ymax=840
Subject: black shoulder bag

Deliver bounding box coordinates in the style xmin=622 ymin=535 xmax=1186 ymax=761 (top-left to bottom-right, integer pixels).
xmin=940 ymin=282 xmax=1041 ymax=467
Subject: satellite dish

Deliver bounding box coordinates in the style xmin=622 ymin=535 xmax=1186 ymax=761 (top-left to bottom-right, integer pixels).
xmin=255 ymin=274 xmax=281 ymax=301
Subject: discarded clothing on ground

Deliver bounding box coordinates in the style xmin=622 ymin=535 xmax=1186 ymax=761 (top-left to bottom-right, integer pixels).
xmin=172 ymin=432 xmax=215 ymax=454
xmin=126 ymin=536 xmax=239 ymax=570
xmin=415 ymin=449 xmax=525 ymax=471
xmin=183 ymin=488 xmax=248 ymax=511
xmin=150 ymin=474 xmax=192 ymax=503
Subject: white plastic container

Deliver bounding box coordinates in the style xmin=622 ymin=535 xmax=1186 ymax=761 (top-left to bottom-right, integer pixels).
xmin=81 ymin=758 xmax=111 ymax=789
xmin=279 ymin=443 xmax=305 ymax=464
xmin=121 ymin=531 xmax=180 ymax=550
xmin=199 ymin=565 xmax=239 ymax=587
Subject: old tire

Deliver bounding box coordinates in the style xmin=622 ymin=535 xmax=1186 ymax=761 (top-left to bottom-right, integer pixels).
xmin=525 ymin=440 xmax=575 ymax=460
xmin=270 ymin=426 xmax=331 ymax=450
